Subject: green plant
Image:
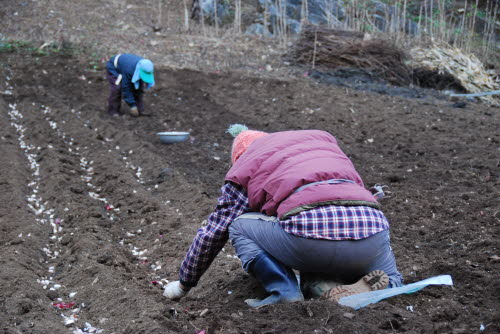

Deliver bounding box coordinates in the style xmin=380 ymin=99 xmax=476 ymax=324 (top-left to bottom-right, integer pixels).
xmin=476 ymin=10 xmax=486 ymax=19
xmin=86 ymin=52 xmax=103 ymax=71
xmin=0 ymin=40 xmax=31 ymax=53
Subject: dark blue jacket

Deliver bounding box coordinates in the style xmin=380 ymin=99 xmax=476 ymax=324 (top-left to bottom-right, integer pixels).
xmin=106 ymin=53 xmax=144 ymax=107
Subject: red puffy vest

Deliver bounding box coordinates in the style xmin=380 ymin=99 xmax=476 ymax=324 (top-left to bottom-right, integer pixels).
xmin=225 ymin=130 xmax=379 ymax=219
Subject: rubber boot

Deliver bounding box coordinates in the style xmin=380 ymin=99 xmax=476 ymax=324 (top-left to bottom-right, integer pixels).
xmin=245 ymin=252 xmax=304 ymax=308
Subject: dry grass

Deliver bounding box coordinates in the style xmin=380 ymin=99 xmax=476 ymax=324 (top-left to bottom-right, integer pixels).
xmin=409 ymin=44 xmax=500 ymax=104
xmin=1 ymin=0 xmax=291 ymax=79
xmin=335 ymin=0 xmax=499 ymax=68
xmin=2 ymin=0 xmax=498 ymax=90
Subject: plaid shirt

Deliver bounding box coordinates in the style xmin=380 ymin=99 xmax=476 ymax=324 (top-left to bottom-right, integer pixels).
xmin=179 ymin=182 xmax=389 ymax=287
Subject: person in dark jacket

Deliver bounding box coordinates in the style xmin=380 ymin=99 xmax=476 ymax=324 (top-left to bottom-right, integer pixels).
xmin=163 ymin=124 xmax=403 ymax=307
xmin=106 ymin=53 xmax=155 ymax=117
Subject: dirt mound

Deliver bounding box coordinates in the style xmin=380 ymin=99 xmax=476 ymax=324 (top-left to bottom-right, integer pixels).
xmin=0 ymin=48 xmax=499 ymax=334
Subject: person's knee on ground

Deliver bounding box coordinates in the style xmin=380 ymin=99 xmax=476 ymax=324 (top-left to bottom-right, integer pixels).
xmin=245 ymin=252 xmax=304 ymax=307
xmin=300 ymin=267 xmax=403 ymax=299
xmin=312 ymin=248 xmax=403 ymax=302
xmin=229 ymin=220 xmax=303 ymax=307
xmin=300 ymin=272 xmax=344 ymax=298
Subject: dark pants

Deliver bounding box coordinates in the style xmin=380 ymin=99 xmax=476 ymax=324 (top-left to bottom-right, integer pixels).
xmin=106 ymin=72 xmax=144 ymax=115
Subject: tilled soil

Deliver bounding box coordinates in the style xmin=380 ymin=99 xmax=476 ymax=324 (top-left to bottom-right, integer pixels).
xmin=0 ymin=50 xmax=499 ymax=334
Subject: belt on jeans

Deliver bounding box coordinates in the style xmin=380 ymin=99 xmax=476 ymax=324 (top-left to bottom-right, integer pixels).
xmin=113 ymin=54 xmax=122 ymax=85
xmin=236 ymin=180 xmax=358 ymax=222
xmin=234 ymin=213 xmax=278 ymax=222
xmin=293 ymin=179 xmax=356 ymax=194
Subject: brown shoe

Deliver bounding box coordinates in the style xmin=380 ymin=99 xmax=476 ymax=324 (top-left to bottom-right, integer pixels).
xmin=322 ymin=270 xmax=389 ymax=302
xmin=129 ymin=109 xmax=139 ymax=117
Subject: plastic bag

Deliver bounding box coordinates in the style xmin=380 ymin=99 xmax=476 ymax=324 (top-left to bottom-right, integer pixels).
xmin=338 ymin=275 xmax=453 ymax=310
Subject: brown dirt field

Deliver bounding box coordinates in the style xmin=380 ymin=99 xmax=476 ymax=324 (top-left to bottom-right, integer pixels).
xmin=0 ymin=45 xmax=499 ymax=334
xmin=1 ymin=0 xmax=500 ymax=333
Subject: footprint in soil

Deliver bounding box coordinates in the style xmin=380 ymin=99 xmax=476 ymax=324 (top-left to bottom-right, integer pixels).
xmin=157 ymin=167 xmax=172 ymax=183
xmin=15 ymin=299 xmax=32 ymax=315
xmin=96 ymin=253 xmax=113 ymax=266
xmin=379 ymin=318 xmax=402 ymax=330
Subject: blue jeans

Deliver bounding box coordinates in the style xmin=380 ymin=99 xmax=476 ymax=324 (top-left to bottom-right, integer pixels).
xmin=229 ymin=213 xmax=403 ymax=287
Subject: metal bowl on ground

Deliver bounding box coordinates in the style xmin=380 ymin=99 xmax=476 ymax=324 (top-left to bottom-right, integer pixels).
xmin=156 ymin=131 xmax=190 ymax=144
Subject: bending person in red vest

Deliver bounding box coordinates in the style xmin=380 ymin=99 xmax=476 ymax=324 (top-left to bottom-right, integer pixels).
xmin=164 ymin=124 xmax=403 ymax=307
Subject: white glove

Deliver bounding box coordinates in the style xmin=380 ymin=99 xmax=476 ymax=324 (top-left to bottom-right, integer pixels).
xmin=163 ymin=281 xmax=189 ymax=300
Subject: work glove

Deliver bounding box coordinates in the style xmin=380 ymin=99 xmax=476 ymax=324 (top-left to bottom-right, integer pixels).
xmin=163 ymin=281 xmax=189 ymax=300
xmin=129 ymin=106 xmax=139 ymax=117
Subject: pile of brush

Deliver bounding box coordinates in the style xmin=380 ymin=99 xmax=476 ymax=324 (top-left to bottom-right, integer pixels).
xmin=290 ymin=25 xmax=412 ymax=86
xmin=409 ymin=45 xmax=500 ymax=104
